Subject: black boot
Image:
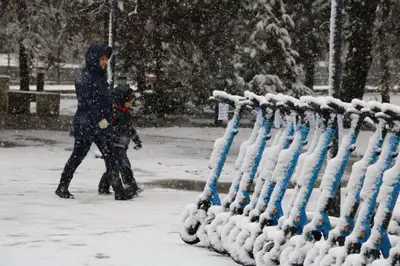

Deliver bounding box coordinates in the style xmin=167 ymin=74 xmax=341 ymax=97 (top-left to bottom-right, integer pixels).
xmin=125 ymin=184 xmax=139 ymax=199
xmin=98 ymin=172 xmax=112 ymax=195
xmin=112 ymin=176 xmax=132 ymax=201
xmin=125 ymin=181 xmax=143 ymax=199
xmin=121 ymin=170 xmax=142 ymax=199
xmin=55 ymin=176 xmax=74 ymax=199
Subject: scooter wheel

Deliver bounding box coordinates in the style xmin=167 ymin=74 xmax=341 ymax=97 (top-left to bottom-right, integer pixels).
xmin=179 ymin=204 xmax=207 ymax=245
xmin=180 ymin=221 xmax=201 ymax=245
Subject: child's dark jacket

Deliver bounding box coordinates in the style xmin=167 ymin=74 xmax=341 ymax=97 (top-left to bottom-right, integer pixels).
xmin=112 ymin=105 xmax=141 ymax=149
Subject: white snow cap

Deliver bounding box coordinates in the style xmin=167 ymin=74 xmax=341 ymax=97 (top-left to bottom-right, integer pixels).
xmin=382 ymin=102 xmax=400 ymax=116
xmin=278 ymin=93 xmax=301 ymax=106
xmin=266 ymin=93 xmax=285 ymax=104
xmin=367 ymin=100 xmax=383 ymax=112
xmin=324 ymin=96 xmax=354 ymax=113
xmin=300 ymin=95 xmax=328 ymax=109
xmin=351 ymin=99 xmax=369 ymax=110
xmin=244 ymin=91 xmax=268 ymax=106
xmin=212 ymin=90 xmax=251 ymax=106
xmin=381 ymin=103 xmax=400 ymax=131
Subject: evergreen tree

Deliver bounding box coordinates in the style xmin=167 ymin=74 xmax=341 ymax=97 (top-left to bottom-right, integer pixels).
xmin=237 ymin=0 xmax=312 ymax=97
xmin=286 ymin=0 xmax=330 ymax=89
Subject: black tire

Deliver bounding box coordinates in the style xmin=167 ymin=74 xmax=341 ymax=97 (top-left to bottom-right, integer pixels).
xmin=180 ymin=221 xmax=201 ymax=245
xmin=211 ymin=243 xmax=228 ymax=255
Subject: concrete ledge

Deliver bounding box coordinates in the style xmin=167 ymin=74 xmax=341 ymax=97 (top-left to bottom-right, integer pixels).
xmin=142 ymin=178 xmax=350 ymax=193
xmin=2 ymin=114 xmax=73 ymax=131
xmin=143 ymin=179 xmax=233 ymax=193
xmin=142 ymin=179 xmax=347 ymax=194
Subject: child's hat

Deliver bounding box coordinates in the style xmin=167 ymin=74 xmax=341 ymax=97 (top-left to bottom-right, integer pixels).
xmin=114 ymin=87 xmax=134 ymax=105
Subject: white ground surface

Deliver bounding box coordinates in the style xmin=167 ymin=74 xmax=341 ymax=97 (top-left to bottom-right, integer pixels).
xmin=0 ymin=128 xmax=326 ymax=266
xmin=0 ymin=119 xmax=393 ymax=266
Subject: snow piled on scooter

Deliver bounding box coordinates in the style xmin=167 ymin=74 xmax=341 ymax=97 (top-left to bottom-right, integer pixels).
xmin=260 ymin=120 xmax=310 ymax=224
xmin=226 ymin=123 xmax=294 ymax=258
xmin=205 ymin=117 xmax=237 ymax=180
xmin=179 ymin=203 xmax=208 ymax=244
xmin=209 ymin=120 xmax=270 ymax=253
xmin=304 ymin=121 xmax=385 ymax=266
xmin=198 ymin=100 xmax=265 ymax=246
xmin=345 ymin=135 xmax=396 ymax=245
xmin=303 ymin=112 xmax=360 ymax=235
xmin=257 ymin=119 xmax=335 ymax=266
xmin=289 ymin=109 xmax=361 ymax=265
xmin=320 ymin=133 xmax=398 ymax=266
xmin=281 ymin=115 xmax=334 ymax=231
xmin=229 ymin=120 xmax=270 ymax=212
xmin=350 ymin=145 xmax=400 ymax=266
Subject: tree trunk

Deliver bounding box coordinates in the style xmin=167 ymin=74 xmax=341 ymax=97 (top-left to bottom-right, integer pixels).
xmin=104 ymin=9 xmax=109 ymax=44
xmin=328 ymin=0 xmax=344 ymax=98
xmin=339 ymin=0 xmax=380 ymax=103
xmin=153 ymin=2 xmax=165 ymax=117
xmin=57 ymin=46 xmax=61 ymax=85
xmin=137 ymin=61 xmax=146 ymax=92
xmin=17 ymin=0 xmax=29 ymax=92
xmin=303 ymin=0 xmax=316 ymax=90
xmin=380 ymin=50 xmax=390 ymax=103
xmin=154 ymin=36 xmax=164 ymax=117
xmin=304 ymin=51 xmax=316 ymax=90
xmin=19 ymin=41 xmax=29 ymax=91
xmin=135 ymin=0 xmax=147 ymax=93
xmin=109 ymin=0 xmax=118 ymax=90
xmin=377 ymin=0 xmax=393 ymax=103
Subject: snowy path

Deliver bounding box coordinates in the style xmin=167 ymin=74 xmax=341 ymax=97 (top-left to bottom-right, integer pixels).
xmin=0 ymin=128 xmax=375 ymax=189
xmin=0 ymin=187 xmax=238 ymax=266
xmin=0 ymin=127 xmax=387 ymax=265
xmin=0 ymin=128 xmax=251 ymax=186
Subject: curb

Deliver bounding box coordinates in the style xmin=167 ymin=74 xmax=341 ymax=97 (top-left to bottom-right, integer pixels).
xmin=142 ymin=178 xmax=350 ymax=193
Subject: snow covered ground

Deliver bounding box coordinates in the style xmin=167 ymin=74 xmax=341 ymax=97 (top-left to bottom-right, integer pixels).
xmin=0 ymin=187 xmax=243 ymax=266
xmin=0 ymin=128 xmax=247 ymax=185
xmin=0 ymin=128 xmax=328 ymax=266
xmin=0 ymin=127 xmax=375 ymax=186
xmin=0 ymin=128 xmax=241 ymax=266
xmin=0 ymin=124 xmax=396 ymax=265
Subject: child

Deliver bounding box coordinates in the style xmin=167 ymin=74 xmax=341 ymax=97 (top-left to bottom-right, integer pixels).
xmin=98 ymin=86 xmax=143 ymax=198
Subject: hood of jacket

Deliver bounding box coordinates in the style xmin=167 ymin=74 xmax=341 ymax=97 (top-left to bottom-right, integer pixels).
xmin=85 ymin=44 xmax=112 ymax=77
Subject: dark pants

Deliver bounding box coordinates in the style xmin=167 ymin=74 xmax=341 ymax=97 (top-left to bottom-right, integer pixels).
xmin=60 ymin=133 xmax=124 ymax=195
xmin=99 ymin=147 xmax=138 ymax=190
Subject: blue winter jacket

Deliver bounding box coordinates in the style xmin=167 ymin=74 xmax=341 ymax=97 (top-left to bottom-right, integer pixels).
xmin=72 ymin=44 xmax=113 ymax=141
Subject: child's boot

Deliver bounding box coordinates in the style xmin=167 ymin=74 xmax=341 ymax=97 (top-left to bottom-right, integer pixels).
xmin=111 ymin=175 xmax=132 ymax=200
xmin=98 ymin=173 xmax=112 ymax=195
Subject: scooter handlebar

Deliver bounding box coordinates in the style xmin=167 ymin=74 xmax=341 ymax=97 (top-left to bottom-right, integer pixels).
xmin=244 ymin=91 xmax=272 ymax=109
xmin=300 ymin=96 xmax=332 ymax=113
xmin=381 ymin=103 xmax=400 ymax=120
xmin=212 ymin=90 xmax=252 ymax=107
xmin=324 ymin=96 xmax=353 ymax=115
xmin=351 ymin=98 xmax=369 ymax=111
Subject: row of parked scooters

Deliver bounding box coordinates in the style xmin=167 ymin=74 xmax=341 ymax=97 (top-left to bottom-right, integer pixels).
xmin=179 ymin=90 xmax=400 ymax=266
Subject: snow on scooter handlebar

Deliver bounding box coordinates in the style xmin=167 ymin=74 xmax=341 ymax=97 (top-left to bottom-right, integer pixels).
xmin=179 ymin=90 xmax=251 ymax=245
xmin=207 ymin=95 xmax=283 ymax=254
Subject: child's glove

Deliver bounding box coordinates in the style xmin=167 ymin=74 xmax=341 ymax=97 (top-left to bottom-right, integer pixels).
xmin=133 ymin=141 xmax=142 ymax=150
xmin=132 ymin=134 xmax=142 ymax=150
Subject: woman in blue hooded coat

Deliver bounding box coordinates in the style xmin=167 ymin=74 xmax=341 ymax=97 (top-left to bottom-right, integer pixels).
xmin=55 ymin=44 xmax=132 ymax=201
